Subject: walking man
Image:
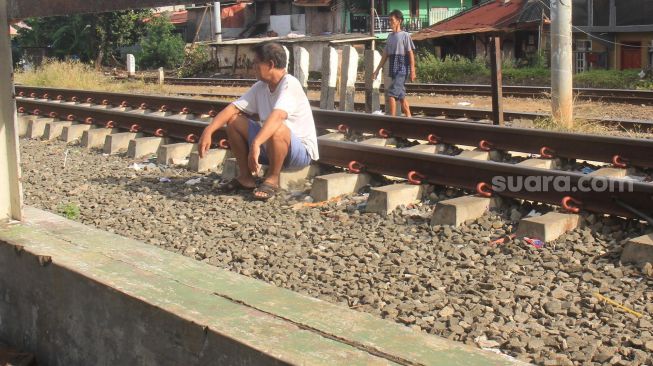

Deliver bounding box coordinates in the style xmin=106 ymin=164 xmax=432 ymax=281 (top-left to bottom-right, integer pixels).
xmin=372 ymin=9 xmax=416 ymax=117
xmin=198 ymin=41 xmax=319 ymax=200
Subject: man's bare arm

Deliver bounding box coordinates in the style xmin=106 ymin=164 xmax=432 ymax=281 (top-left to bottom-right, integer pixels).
xmin=198 ymin=103 xmax=241 ymax=158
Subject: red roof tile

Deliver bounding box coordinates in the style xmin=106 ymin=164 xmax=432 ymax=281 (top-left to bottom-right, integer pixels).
xmin=412 ymin=0 xmax=525 ymax=41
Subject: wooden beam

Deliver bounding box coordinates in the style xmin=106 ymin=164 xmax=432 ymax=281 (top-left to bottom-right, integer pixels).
xmin=1 ymin=0 xmax=23 ymax=221
xmin=489 ymin=36 xmax=504 ymax=126
xmin=8 ymin=0 xmax=197 ymax=20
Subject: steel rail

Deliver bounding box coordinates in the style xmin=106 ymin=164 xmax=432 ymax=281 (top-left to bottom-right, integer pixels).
xmin=167 ymin=89 xmax=653 ymax=131
xmin=14 ymin=99 xmax=653 ymax=219
xmin=140 ymin=77 xmax=653 ymax=104
xmin=18 ymin=86 xmax=653 ymax=131
xmin=16 ymin=99 xmax=226 ymax=143
xmin=319 ymin=139 xmax=653 ymax=219
xmin=16 ymin=90 xmax=653 ymax=168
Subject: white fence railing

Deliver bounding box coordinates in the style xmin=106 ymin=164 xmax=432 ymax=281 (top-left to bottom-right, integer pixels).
xmin=428 ymin=7 xmax=464 ymax=25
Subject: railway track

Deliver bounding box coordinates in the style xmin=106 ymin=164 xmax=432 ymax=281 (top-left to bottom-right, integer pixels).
xmin=18 ymin=86 xmax=653 ymax=132
xmin=15 ymin=86 xmax=653 ymax=221
xmin=170 ymin=90 xmax=653 ymax=131
xmin=143 ymin=77 xmax=653 ymax=105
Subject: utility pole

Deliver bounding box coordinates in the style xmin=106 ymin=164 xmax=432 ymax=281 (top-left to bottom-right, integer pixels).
xmin=213 ymin=2 xmax=222 ymax=42
xmin=550 ymin=0 xmax=573 ymax=127
xmin=370 ymin=0 xmax=375 ymax=50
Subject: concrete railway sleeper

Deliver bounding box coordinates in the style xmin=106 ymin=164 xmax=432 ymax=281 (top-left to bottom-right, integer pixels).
xmin=14 ymin=95 xmax=653 ymax=228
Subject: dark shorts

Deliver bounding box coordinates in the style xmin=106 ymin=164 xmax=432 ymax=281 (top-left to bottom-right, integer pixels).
xmin=247 ymin=120 xmax=312 ymax=170
xmin=388 ymin=73 xmax=407 ymax=100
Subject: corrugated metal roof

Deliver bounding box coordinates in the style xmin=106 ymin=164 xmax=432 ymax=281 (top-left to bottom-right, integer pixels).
xmin=517 ymin=0 xmax=549 ymax=23
xmin=293 ymin=0 xmax=332 ymax=7
xmin=412 ymin=0 xmax=526 ymax=41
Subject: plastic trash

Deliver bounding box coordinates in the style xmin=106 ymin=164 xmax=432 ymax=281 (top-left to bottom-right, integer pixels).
xmin=159 ymin=177 xmax=171 ymax=183
xmin=526 ymin=210 xmax=542 ymax=217
xmin=185 ymin=178 xmax=202 ymax=185
xmin=581 ymin=167 xmax=595 ymax=174
xmin=523 ymin=237 xmax=545 ymax=249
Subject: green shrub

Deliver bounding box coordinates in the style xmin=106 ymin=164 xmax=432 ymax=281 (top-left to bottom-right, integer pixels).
xmin=177 ymin=45 xmax=211 ymax=78
xmin=58 ymin=202 xmax=80 ymax=220
xmin=573 ymin=69 xmax=640 ymax=89
xmin=416 ymin=54 xmax=487 ymax=83
xmin=137 ymin=15 xmax=185 ymax=69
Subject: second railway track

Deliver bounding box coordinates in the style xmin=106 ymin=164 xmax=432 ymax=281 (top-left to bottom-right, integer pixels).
xmin=142 ymin=77 xmax=653 ymax=105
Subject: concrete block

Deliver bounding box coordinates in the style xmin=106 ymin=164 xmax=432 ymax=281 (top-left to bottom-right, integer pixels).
xmin=189 ymin=149 xmax=229 ymax=173
xmin=366 ymin=183 xmax=423 ymax=215
xmin=221 ymin=158 xmax=239 ymax=181
xmin=517 ymin=158 xmax=560 ymax=170
xmin=44 ymin=121 xmax=73 ymax=140
xmin=61 ymin=124 xmax=94 ymax=143
xmin=458 ymin=149 xmax=502 ymax=161
xmin=431 ymin=196 xmax=501 ymax=226
xmin=103 ymin=132 xmax=142 ymax=155
xmin=26 ymin=117 xmax=55 ymax=139
xmin=320 ymin=46 xmax=338 ymax=110
xmin=17 ymin=115 xmax=31 ymax=136
xmin=404 ymin=144 xmax=447 ymax=154
xmin=157 ymin=143 xmax=197 ymax=165
xmin=279 ymin=165 xmax=320 ymax=190
xmin=589 ymin=167 xmax=632 ymax=178
xmin=515 ymin=212 xmax=580 ymax=242
xmin=364 ymin=49 xmax=382 ymax=113
xmin=621 ymin=233 xmax=653 ymax=265
xmin=319 ymin=132 xmax=346 ymax=141
xmin=81 ymin=128 xmax=119 ymax=149
xmin=361 ymin=137 xmax=397 ymax=147
xmin=127 ymin=137 xmax=167 ymax=159
xmin=310 ymin=172 xmax=371 ymax=202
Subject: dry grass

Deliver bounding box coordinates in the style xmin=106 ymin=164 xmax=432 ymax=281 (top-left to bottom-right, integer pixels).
xmin=14 ymin=59 xmax=172 ymax=94
xmin=533 ymin=116 xmax=653 ymax=139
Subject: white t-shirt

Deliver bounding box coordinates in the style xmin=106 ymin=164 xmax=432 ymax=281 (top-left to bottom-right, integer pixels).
xmin=232 ymin=74 xmax=319 ymax=160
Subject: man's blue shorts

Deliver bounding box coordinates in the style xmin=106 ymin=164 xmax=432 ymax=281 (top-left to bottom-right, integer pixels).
xmin=247 ymin=120 xmax=312 ymax=170
xmin=388 ymin=73 xmax=407 ymax=100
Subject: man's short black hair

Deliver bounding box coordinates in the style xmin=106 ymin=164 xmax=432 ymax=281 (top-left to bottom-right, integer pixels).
xmin=252 ymin=41 xmax=287 ymax=69
xmin=389 ymin=9 xmax=404 ymax=22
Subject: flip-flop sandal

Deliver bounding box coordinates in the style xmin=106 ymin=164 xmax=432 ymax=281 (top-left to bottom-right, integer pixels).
xmin=218 ymin=178 xmax=255 ymax=193
xmin=252 ymin=182 xmax=280 ymax=201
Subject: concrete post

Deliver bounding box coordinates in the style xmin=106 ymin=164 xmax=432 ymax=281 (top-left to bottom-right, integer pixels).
xmin=550 ymin=0 xmax=573 ymax=128
xmin=339 ymin=45 xmax=358 ymax=112
xmin=293 ymin=46 xmax=310 ymax=94
xmin=213 ymin=2 xmax=222 ymax=42
xmin=320 ymin=46 xmax=338 ymax=110
xmin=126 ymin=54 xmax=136 ymax=77
xmin=0 ymin=0 xmax=23 ymax=221
xmin=364 ymin=50 xmax=382 ymax=113
xmin=158 ymin=67 xmax=165 ymax=85
xmin=282 ymin=46 xmax=290 ymax=70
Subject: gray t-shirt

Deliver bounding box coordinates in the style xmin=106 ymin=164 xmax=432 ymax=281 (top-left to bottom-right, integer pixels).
xmin=385 ymin=31 xmax=415 ymax=77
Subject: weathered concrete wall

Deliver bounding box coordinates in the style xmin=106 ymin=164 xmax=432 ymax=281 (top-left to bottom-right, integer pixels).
xmin=0 ymin=207 xmax=521 ymax=366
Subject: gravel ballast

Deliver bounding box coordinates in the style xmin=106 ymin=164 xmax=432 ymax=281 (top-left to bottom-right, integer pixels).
xmin=21 ymin=138 xmax=653 ymax=365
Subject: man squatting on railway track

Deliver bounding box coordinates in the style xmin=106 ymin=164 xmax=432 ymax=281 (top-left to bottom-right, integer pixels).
xmin=372 ymin=9 xmax=417 ymax=117
xmin=198 ymin=41 xmax=320 ymax=200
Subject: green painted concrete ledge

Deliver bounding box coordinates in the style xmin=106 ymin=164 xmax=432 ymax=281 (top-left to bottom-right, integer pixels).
xmin=0 ymin=207 xmax=525 ymax=365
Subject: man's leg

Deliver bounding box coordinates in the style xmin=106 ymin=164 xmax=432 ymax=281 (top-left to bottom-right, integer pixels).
xmin=388 ymin=97 xmax=397 ymax=116
xmin=225 ymin=114 xmax=256 ymax=188
xmin=259 ymin=123 xmax=291 ymax=189
xmin=400 ymin=98 xmax=412 ymax=117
